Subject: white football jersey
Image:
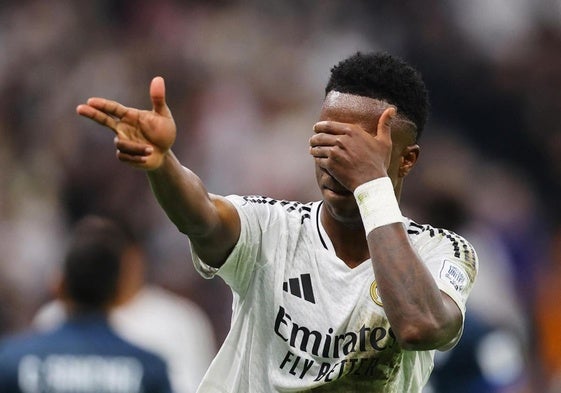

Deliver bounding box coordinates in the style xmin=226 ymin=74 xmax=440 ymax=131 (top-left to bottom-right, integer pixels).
xmin=192 ymin=196 xmax=478 ymax=393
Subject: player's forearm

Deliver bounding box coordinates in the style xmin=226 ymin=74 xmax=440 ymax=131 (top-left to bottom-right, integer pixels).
xmin=367 ymin=224 xmax=459 ymax=350
xmin=146 ymin=152 xmax=219 ymax=237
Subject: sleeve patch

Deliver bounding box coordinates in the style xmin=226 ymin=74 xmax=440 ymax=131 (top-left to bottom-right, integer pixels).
xmin=440 ymin=259 xmax=468 ymax=292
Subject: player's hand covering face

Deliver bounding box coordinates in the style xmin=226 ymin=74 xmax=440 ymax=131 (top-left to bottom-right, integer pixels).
xmin=309 ymin=98 xmax=396 ymax=193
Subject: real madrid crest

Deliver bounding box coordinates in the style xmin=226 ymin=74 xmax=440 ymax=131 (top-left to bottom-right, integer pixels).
xmin=370 ymin=281 xmax=383 ymax=306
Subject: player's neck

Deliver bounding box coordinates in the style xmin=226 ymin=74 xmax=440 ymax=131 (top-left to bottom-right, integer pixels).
xmin=321 ymin=214 xmax=370 ymax=269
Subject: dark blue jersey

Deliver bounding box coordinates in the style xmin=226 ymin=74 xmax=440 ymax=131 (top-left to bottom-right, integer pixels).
xmin=0 ymin=313 xmax=173 ymax=393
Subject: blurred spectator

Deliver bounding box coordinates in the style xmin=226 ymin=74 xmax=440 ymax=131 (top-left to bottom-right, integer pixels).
xmin=33 ymin=217 xmax=216 ymax=393
xmin=0 ymin=216 xmax=173 ymax=393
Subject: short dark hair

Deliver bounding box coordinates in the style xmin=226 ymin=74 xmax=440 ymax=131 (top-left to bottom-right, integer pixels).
xmin=63 ymin=216 xmax=134 ymax=309
xmin=325 ymin=51 xmax=429 ymax=139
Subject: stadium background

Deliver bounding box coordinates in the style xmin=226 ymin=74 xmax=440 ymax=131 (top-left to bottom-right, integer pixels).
xmin=1 ymin=1 xmax=560 ymax=391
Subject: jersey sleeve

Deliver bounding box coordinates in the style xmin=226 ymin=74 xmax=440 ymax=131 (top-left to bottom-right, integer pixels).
xmin=191 ymin=195 xmax=273 ymax=297
xmin=408 ymin=222 xmax=479 ymax=349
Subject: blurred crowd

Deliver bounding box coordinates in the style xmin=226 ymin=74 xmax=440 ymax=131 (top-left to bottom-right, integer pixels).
xmin=0 ymin=0 xmax=560 ymax=392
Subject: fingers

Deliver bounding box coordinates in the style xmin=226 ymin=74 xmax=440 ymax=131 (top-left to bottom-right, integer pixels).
xmin=309 ymin=145 xmax=332 ymax=159
xmin=310 ymin=121 xmax=352 ymax=151
xmin=309 ymin=132 xmax=340 ymax=147
xmin=114 ymin=138 xmax=153 ymax=164
xmin=313 ymin=121 xmax=350 ymax=135
xmin=150 ymin=76 xmax=171 ymax=118
xmin=76 ymin=98 xmax=130 ymax=134
xmin=309 ymin=130 xmax=343 ymax=158
xmin=87 ymin=98 xmax=129 ymax=118
xmin=116 ymin=150 xmax=148 ymax=164
xmin=115 ymin=138 xmax=152 ymax=155
xmin=76 ymin=104 xmax=119 ymax=133
xmin=315 ymin=106 xmax=397 ymax=140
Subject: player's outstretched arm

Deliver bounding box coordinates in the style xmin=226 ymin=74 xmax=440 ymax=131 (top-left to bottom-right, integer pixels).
xmin=76 ymin=77 xmax=240 ymax=268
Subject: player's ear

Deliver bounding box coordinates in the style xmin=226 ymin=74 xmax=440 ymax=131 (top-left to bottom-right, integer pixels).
xmin=399 ymin=144 xmax=420 ymax=178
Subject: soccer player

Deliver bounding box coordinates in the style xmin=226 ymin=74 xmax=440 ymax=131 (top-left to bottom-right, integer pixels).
xmin=0 ymin=216 xmax=173 ymax=393
xmin=32 ymin=222 xmax=216 ymax=393
xmin=76 ymin=52 xmax=478 ymax=392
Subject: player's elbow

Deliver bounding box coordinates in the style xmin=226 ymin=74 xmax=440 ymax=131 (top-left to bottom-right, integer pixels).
xmin=393 ymin=318 xmax=458 ymax=351
xmin=393 ymin=324 xmax=432 ymax=350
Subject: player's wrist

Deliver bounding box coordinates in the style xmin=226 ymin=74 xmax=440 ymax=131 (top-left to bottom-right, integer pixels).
xmin=146 ymin=149 xmax=173 ymax=172
xmin=353 ymin=177 xmax=404 ymax=235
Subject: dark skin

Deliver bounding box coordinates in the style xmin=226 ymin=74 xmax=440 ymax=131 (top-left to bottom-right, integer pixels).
xmin=310 ymin=92 xmax=417 ymax=268
xmin=77 ymin=78 xmax=462 ymax=351
xmin=310 ymin=92 xmax=461 ymax=350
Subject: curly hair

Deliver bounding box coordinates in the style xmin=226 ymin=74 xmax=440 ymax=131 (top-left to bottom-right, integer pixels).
xmin=326 ymin=51 xmax=429 ymax=140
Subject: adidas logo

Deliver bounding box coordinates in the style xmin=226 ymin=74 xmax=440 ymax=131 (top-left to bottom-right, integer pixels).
xmin=283 ymin=273 xmax=315 ymax=304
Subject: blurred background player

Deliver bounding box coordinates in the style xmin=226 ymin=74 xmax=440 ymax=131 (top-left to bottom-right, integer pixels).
xmin=0 ymin=215 xmax=173 ymax=393
xmin=33 ymin=216 xmax=216 ymax=393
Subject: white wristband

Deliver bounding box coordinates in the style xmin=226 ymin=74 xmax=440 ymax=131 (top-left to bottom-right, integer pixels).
xmin=353 ymin=177 xmax=404 ymax=235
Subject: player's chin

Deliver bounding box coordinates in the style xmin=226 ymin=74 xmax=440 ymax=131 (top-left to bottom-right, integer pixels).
xmin=325 ymin=205 xmax=361 ymax=226
xmin=323 ymin=186 xmax=354 ymax=200
xmin=322 ymin=189 xmax=359 ymax=218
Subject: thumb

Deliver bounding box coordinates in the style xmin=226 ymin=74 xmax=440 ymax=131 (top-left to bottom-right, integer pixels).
xmin=377 ymin=106 xmax=396 ymax=141
xmin=150 ymin=76 xmax=171 ymax=117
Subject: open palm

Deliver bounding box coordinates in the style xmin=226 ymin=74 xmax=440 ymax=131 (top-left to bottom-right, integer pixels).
xmin=76 ymin=76 xmax=176 ymax=170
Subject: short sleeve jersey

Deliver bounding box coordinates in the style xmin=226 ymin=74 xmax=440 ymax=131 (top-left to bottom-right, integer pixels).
xmin=192 ymin=196 xmax=478 ymax=393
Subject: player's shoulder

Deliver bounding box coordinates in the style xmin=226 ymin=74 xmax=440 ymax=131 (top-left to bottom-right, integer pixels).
xmin=0 ymin=329 xmax=55 ymax=360
xmin=405 ymin=218 xmax=477 ymax=265
xmin=229 ymin=194 xmax=316 ymax=224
